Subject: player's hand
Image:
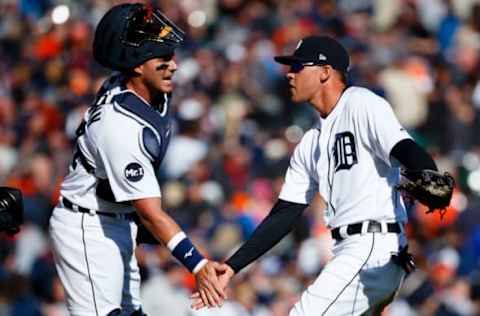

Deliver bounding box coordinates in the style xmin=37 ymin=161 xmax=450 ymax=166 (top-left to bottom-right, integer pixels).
xmin=191 ymin=263 xmax=234 ymax=310
xmin=194 ymin=261 xmax=229 ymax=308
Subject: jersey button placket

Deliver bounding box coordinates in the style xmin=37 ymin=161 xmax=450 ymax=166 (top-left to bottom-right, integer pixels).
xmin=326 ymin=119 xmax=337 ymax=218
xmin=318 ymin=124 xmax=332 ymax=219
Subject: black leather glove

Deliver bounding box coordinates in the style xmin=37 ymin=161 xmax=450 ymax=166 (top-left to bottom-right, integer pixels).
xmin=0 ymin=187 xmax=24 ymax=236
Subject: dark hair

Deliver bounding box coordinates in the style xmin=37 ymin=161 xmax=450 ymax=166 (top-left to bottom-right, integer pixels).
xmin=336 ymin=70 xmax=348 ymax=85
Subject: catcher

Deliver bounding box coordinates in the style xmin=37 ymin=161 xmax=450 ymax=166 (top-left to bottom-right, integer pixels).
xmin=49 ymin=3 xmax=226 ymax=316
xmin=0 ymin=187 xmax=23 ymax=235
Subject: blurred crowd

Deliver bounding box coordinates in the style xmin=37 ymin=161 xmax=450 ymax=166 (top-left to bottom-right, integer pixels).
xmin=1 ymin=0 xmax=480 ymax=315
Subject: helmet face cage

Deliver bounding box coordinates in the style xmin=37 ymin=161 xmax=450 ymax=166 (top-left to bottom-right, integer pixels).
xmin=122 ymin=6 xmax=185 ymax=48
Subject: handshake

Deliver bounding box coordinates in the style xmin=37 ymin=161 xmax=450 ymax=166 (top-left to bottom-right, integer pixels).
xmin=191 ymin=261 xmax=236 ymax=310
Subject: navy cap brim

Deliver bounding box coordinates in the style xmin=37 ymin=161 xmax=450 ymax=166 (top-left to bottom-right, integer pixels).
xmin=274 ymin=55 xmax=311 ymax=65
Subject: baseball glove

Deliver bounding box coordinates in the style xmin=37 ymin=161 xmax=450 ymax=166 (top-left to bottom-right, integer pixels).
xmin=396 ymin=170 xmax=454 ymax=216
xmin=0 ymin=187 xmax=24 ymax=235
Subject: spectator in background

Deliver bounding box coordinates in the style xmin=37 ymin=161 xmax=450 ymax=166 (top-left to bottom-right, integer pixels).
xmin=163 ymin=97 xmax=209 ymax=179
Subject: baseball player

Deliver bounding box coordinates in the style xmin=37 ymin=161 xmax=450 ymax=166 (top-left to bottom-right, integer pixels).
xmin=192 ymin=36 xmax=453 ymax=315
xmin=49 ymin=3 xmax=226 ymax=316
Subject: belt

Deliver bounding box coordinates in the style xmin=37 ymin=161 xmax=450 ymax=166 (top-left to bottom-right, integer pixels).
xmin=331 ymin=221 xmax=402 ymax=241
xmin=61 ymin=197 xmax=135 ymax=221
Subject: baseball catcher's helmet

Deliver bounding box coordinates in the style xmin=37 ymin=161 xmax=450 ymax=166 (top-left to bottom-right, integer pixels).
xmin=93 ymin=3 xmax=185 ymax=71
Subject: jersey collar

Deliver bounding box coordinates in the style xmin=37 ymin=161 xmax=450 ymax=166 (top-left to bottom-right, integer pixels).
xmin=106 ymin=74 xmax=171 ymax=115
xmin=317 ymin=86 xmax=353 ymax=128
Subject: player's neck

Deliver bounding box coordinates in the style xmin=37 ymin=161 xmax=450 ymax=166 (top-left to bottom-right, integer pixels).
xmin=311 ymin=84 xmax=346 ymax=118
xmin=125 ymin=78 xmax=165 ymax=108
xmin=126 ymin=77 xmax=153 ymax=104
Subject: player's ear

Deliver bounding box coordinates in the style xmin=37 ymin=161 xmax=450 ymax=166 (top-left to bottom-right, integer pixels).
xmin=132 ymin=64 xmax=144 ymax=76
xmin=319 ymin=65 xmax=331 ymax=84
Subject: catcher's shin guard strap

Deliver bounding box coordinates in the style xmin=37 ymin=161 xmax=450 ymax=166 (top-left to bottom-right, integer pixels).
xmin=167 ymin=231 xmax=207 ymax=274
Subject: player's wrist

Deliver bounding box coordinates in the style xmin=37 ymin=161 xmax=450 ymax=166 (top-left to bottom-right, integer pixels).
xmin=224 ymin=259 xmax=239 ymax=274
xmin=224 ymin=263 xmax=235 ymax=276
xmin=167 ymin=231 xmax=206 ymax=274
xmin=192 ymin=258 xmax=208 ymax=274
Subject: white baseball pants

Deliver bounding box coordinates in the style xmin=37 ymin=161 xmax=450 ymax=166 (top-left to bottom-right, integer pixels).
xmin=290 ymin=232 xmax=406 ymax=316
xmin=49 ymin=205 xmax=141 ymax=316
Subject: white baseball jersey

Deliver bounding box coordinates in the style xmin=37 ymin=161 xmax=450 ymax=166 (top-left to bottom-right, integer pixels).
xmin=50 ymin=75 xmax=172 ymax=315
xmin=279 ymin=86 xmax=411 ymax=228
xmin=60 ymin=75 xmax=170 ymax=214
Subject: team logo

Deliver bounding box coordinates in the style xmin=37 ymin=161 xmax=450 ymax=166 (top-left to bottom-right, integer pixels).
xmin=184 ymin=247 xmax=194 ymax=259
xmin=333 ymin=132 xmax=358 ymax=171
xmin=318 ymin=53 xmax=327 ymax=61
xmin=124 ymin=162 xmax=144 ymax=182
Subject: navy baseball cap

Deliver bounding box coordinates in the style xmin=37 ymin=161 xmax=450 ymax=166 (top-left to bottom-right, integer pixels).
xmin=274 ymin=36 xmax=350 ymax=73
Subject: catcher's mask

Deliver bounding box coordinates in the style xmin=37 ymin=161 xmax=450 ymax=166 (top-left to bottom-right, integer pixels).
xmin=93 ymin=3 xmax=185 ymax=71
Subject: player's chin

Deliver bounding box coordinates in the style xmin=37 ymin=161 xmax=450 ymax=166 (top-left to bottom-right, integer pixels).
xmin=158 ymin=81 xmax=174 ymax=93
xmin=290 ymin=92 xmax=303 ymax=103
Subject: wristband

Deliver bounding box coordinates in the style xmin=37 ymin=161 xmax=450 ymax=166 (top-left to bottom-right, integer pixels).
xmin=167 ymin=231 xmax=207 ymax=274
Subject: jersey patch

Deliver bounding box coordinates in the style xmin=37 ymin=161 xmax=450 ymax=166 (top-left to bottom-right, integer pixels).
xmin=333 ymin=131 xmax=358 ymax=171
xmin=124 ymin=163 xmax=144 ymax=182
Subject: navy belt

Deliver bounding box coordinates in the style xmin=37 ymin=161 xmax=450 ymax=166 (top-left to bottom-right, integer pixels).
xmin=331 ymin=221 xmax=402 ymax=241
xmin=61 ymin=197 xmax=135 ymax=221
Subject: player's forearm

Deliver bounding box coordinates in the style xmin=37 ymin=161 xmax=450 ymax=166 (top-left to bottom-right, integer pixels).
xmin=225 ymin=199 xmax=307 ymax=273
xmin=390 ymin=139 xmax=437 ymax=171
xmin=133 ymin=197 xmax=208 ymax=274
xmin=133 ymin=198 xmax=181 ymax=243
xmin=138 ymin=212 xmax=181 ymax=243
